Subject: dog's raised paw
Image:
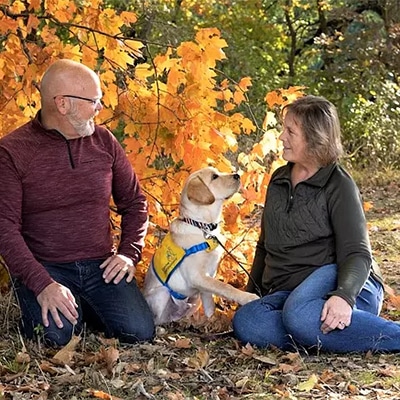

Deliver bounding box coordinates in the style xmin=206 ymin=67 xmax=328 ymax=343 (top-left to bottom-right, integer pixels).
xmin=240 ymin=292 xmax=260 ymax=305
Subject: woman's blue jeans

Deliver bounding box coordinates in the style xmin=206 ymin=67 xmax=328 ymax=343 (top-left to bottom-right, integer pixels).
xmin=233 ymin=263 xmax=400 ymax=353
xmin=13 ymin=259 xmax=155 ymax=346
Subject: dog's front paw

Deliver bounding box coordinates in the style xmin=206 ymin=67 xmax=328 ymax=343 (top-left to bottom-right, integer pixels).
xmin=239 ymin=292 xmax=260 ymax=305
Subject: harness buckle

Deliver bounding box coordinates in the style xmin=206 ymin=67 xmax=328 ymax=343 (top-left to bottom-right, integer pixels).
xmin=203 ymin=231 xmax=215 ymax=240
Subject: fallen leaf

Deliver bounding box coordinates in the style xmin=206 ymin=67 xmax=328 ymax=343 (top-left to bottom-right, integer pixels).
xmin=241 ymin=342 xmax=255 ymax=356
xmin=363 ymin=201 xmax=373 ymax=212
xmin=165 ymin=391 xmax=185 ymax=400
xmin=15 ymin=351 xmax=30 ymax=364
xmin=52 ymin=335 xmax=81 ymax=365
xmin=235 ymin=376 xmax=249 ymax=388
xmin=348 ymin=383 xmax=359 ymax=394
xmin=86 ymin=389 xmax=124 ymax=400
xmin=147 ymin=357 xmax=155 ymax=372
xmin=150 ymin=385 xmax=164 ymax=394
xmin=54 ymin=373 xmax=84 ymax=385
xmin=282 ymin=351 xmax=302 ymax=363
xmin=100 ymin=346 xmax=119 ymax=375
xmin=319 ymin=369 xmax=337 ymax=382
xmin=252 ymin=354 xmax=276 ymax=365
xmin=297 ymin=373 xmax=318 ymax=392
xmin=83 ymin=352 xmax=103 ymax=365
xmin=98 ymin=337 xmax=119 ymax=347
xmin=110 ymin=378 xmax=125 ymax=389
xmin=184 ymin=349 xmax=209 ymax=370
xmin=125 ymin=362 xmax=142 ymax=373
xmin=391 ymin=220 xmax=400 ymax=230
xmin=379 ymin=367 xmax=400 ymax=378
xmin=387 ymin=294 xmax=400 ymax=310
xmin=278 ymin=362 xmax=302 ymax=374
xmin=196 ymin=348 xmax=210 ymax=369
xmin=174 ymin=337 xmax=191 ymax=348
xmin=39 ymin=361 xmax=65 ymax=375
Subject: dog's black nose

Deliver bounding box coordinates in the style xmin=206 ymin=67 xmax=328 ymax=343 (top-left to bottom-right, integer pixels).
xmin=233 ymin=173 xmax=240 ymax=180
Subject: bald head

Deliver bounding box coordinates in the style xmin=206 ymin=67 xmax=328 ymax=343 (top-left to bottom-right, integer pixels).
xmin=40 ymin=59 xmax=101 ymax=108
xmin=39 ymin=59 xmax=103 ymax=138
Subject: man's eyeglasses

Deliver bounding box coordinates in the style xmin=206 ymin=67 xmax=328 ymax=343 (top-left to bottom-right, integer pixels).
xmin=54 ymin=95 xmax=101 ymax=106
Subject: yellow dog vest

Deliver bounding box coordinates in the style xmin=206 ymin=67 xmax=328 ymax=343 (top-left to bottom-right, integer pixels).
xmin=151 ymin=232 xmax=219 ymax=299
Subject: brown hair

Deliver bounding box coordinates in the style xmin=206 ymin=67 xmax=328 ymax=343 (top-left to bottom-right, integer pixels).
xmin=283 ymin=95 xmax=343 ymax=166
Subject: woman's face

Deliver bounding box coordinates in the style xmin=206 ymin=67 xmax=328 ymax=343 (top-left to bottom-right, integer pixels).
xmin=279 ymin=111 xmax=310 ymax=165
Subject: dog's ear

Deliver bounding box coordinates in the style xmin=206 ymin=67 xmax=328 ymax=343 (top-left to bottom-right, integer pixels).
xmin=186 ymin=176 xmax=215 ymax=205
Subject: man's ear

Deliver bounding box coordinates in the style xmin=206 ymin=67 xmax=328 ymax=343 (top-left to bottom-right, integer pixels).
xmin=186 ymin=176 xmax=215 ymax=205
xmin=53 ymin=96 xmax=69 ymax=115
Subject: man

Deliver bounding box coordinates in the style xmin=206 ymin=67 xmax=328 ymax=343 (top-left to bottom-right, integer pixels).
xmin=0 ymin=59 xmax=155 ymax=346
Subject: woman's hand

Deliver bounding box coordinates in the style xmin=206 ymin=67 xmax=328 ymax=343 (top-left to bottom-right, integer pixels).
xmin=320 ymin=295 xmax=352 ymax=334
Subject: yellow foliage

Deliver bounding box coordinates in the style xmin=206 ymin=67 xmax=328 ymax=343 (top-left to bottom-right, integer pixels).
xmin=0 ymin=0 xmax=301 ymax=291
xmin=27 ymin=0 xmax=40 ymax=10
xmin=120 ymin=11 xmax=138 ymax=24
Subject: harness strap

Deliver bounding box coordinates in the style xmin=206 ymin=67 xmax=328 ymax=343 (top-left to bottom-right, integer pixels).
xmin=184 ymin=241 xmax=210 ymax=256
xmin=151 ymin=258 xmax=188 ymax=300
xmin=152 ymin=241 xmax=212 ymax=300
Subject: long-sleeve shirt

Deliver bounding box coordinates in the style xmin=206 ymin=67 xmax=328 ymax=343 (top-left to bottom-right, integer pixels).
xmin=247 ymin=162 xmax=383 ymax=307
xmin=0 ymin=112 xmax=148 ymax=297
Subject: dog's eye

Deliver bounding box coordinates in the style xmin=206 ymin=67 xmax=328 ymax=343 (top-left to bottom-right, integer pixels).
xmin=211 ymin=173 xmax=219 ymax=180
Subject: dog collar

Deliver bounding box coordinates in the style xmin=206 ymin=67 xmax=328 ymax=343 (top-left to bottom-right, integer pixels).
xmin=180 ymin=217 xmax=218 ymax=232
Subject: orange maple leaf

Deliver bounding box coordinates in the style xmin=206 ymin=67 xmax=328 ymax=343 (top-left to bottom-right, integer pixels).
xmin=86 ymin=389 xmax=123 ymax=400
xmin=223 ymin=203 xmax=240 ymax=233
xmin=238 ymin=77 xmax=252 ymax=91
xmin=363 ymin=201 xmax=373 ymax=212
xmin=387 ymin=293 xmax=400 ymax=310
xmin=265 ymin=90 xmax=282 ymax=108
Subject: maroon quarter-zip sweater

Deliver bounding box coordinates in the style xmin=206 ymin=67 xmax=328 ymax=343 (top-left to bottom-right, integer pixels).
xmin=0 ymin=112 xmax=148 ymax=296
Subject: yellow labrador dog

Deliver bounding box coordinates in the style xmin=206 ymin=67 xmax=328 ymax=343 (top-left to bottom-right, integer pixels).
xmin=143 ymin=167 xmax=259 ymax=325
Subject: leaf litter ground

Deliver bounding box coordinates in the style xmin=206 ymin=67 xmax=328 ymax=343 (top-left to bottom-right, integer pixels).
xmin=1 ymin=170 xmax=400 ymax=400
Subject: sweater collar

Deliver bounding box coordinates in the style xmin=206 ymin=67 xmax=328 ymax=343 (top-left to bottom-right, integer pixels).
xmin=272 ymin=162 xmax=338 ymax=188
xmin=32 ymin=111 xmax=84 ymax=142
xmin=32 ymin=111 xmax=66 ymax=141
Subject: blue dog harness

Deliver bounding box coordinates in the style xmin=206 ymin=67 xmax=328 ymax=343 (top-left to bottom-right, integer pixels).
xmin=151 ymin=219 xmax=220 ymax=300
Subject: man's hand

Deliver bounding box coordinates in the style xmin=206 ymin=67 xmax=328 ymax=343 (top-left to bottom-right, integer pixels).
xmin=320 ymin=295 xmax=352 ymax=334
xmin=37 ymin=282 xmax=79 ymax=329
xmin=100 ymin=254 xmax=136 ymax=284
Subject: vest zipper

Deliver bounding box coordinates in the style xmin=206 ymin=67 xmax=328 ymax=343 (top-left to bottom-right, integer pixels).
xmin=287 ymin=194 xmax=294 ymax=213
xmin=286 ymin=180 xmax=294 ymax=213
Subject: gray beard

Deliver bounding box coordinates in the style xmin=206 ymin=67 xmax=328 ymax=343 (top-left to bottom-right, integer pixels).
xmin=67 ymin=115 xmax=95 ymax=137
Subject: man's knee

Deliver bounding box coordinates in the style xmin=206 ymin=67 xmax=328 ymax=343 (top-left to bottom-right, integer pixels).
xmin=113 ymin=317 xmax=155 ymax=344
xmin=21 ymin=318 xmax=77 ymax=347
xmin=43 ymin=327 xmax=76 ymax=347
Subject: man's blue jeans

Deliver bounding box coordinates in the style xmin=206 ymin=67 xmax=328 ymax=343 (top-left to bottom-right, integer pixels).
xmin=13 ymin=259 xmax=155 ymax=346
xmin=233 ymin=263 xmax=400 ymax=353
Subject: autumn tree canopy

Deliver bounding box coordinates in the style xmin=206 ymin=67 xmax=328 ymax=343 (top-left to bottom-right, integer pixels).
xmin=118 ymin=0 xmax=400 ymax=168
xmin=0 ymin=0 xmax=305 ymax=291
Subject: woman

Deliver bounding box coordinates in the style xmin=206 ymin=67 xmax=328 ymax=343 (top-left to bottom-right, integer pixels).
xmin=232 ymin=95 xmax=400 ymax=353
